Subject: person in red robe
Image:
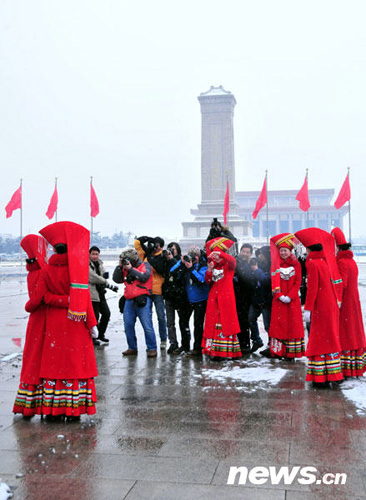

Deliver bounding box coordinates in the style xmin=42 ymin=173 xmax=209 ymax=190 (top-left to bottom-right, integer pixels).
xmin=38 ymin=221 xmax=98 ymax=419
xmin=202 ymin=237 xmax=241 ymax=359
xmin=13 ymin=235 xmax=48 ymax=417
xmin=261 ymin=233 xmax=305 ymax=359
xmin=295 ymin=227 xmax=343 ymax=386
xmin=331 ymin=227 xmax=366 ymax=377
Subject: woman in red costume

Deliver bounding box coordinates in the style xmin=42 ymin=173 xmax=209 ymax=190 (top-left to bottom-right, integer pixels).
xmin=295 ymin=227 xmax=343 ymax=386
xmin=13 ymin=235 xmax=48 ymax=416
xmin=262 ymin=233 xmax=305 ymax=359
xmin=331 ymin=227 xmax=366 ymax=377
xmin=38 ymin=221 xmax=98 ymax=419
xmin=202 ymin=237 xmax=241 ymax=359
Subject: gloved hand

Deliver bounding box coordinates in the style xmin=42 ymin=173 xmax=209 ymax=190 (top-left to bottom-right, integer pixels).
xmin=303 ymin=310 xmax=311 ymax=323
xmin=91 ymin=326 xmax=99 ymax=338
xmin=279 ymin=295 xmax=291 ymax=303
xmin=106 ymin=282 xmax=119 ymax=293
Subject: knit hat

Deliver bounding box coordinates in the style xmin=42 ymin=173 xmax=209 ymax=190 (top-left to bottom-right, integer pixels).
xmin=331 ymin=227 xmax=348 ymax=247
xmin=21 ymin=234 xmax=47 ymax=268
xmin=40 ymin=221 xmax=90 ymax=321
xmin=270 ymin=233 xmax=297 ymax=294
xmin=189 ymin=246 xmax=201 ymax=258
xmin=120 ymin=248 xmax=139 ymax=264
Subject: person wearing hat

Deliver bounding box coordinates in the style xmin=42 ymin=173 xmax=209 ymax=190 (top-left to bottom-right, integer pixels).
xmin=113 ymin=248 xmax=158 ymax=357
xmin=13 ymin=234 xmax=48 ymax=417
xmin=261 ymin=233 xmax=305 ymax=359
xmin=331 ymin=227 xmax=366 ymax=377
xmin=202 ymin=237 xmax=241 ymax=359
xmin=38 ymin=221 xmax=98 ymax=419
xmin=295 ymin=227 xmax=343 ymax=386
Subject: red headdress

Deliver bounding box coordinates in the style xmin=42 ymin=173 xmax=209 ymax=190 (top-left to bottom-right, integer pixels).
xmin=270 ymin=233 xmax=297 ymax=294
xmin=39 ymin=221 xmax=90 ymax=321
xmin=295 ymin=227 xmax=343 ymax=305
xmin=20 ymin=234 xmax=47 ymax=269
xmin=206 ymin=237 xmax=235 ymax=256
xmin=331 ymin=227 xmax=348 ymax=247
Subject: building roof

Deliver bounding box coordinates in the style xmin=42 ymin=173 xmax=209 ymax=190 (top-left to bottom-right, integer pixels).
xmin=199 ymin=85 xmax=233 ymax=96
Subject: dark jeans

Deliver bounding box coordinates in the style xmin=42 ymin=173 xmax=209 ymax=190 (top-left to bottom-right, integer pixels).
xmin=248 ymin=304 xmax=271 ymax=344
xmin=180 ymin=300 xmax=207 ymax=352
xmin=165 ymin=299 xmax=186 ymax=347
xmin=92 ymin=295 xmax=111 ymax=338
xmin=236 ymin=298 xmax=251 ymax=349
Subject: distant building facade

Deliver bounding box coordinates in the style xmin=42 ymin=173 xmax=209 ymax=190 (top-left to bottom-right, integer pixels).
xmin=236 ymin=189 xmax=348 ymax=239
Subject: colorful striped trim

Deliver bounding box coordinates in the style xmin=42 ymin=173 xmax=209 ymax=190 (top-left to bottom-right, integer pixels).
xmin=306 ymin=352 xmax=343 ymax=382
xmin=68 ymin=310 xmax=87 ymax=321
xmin=208 ymin=237 xmax=231 ymax=252
xmin=70 ymin=283 xmax=89 ymax=289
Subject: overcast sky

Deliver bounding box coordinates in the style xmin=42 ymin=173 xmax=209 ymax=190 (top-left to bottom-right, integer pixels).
xmin=1 ymin=0 xmax=365 ymax=241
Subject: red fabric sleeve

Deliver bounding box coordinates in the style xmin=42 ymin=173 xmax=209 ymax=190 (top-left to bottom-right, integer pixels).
xmin=304 ymin=260 xmax=318 ymax=311
xmin=287 ymin=260 xmax=302 ymax=300
xmin=337 ymin=260 xmax=347 ymax=300
xmin=44 ymin=292 xmax=69 ymax=308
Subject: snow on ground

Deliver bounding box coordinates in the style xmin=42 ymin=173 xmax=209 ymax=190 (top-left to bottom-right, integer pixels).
xmin=199 ymin=358 xmax=289 ymax=392
xmin=341 ymin=375 xmax=366 ymax=415
xmin=0 ymin=482 xmax=12 ymax=500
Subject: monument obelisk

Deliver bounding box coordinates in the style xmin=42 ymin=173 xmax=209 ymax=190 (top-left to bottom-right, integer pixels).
xmin=180 ymin=86 xmax=252 ymax=250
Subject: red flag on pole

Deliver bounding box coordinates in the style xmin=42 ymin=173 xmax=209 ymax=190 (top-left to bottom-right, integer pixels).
xmin=223 ymin=181 xmax=229 ymax=225
xmin=5 ymin=186 xmax=22 ymax=218
xmin=296 ymin=176 xmax=310 ymax=212
xmin=90 ymin=183 xmax=99 ymax=217
xmin=334 ymin=174 xmax=351 ymax=209
xmin=252 ymin=177 xmax=267 ymax=219
xmin=46 ymin=186 xmax=58 ymax=220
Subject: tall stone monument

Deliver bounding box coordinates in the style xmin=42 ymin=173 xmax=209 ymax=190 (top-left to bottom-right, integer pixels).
xmin=180 ymin=86 xmax=252 ymax=250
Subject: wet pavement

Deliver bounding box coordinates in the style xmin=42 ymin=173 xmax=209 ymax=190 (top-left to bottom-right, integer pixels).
xmin=1 ymin=267 xmax=366 ymax=499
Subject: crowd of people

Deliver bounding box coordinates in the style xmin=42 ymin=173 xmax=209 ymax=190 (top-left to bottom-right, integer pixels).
xmin=12 ymin=217 xmax=366 ymax=420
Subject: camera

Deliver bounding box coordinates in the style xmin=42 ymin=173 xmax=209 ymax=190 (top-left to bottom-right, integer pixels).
xmin=183 ymin=253 xmax=194 ymax=263
xmin=162 ymin=249 xmax=172 ymax=259
xmin=122 ymin=258 xmax=131 ymax=266
xmin=249 ymin=257 xmax=258 ymax=267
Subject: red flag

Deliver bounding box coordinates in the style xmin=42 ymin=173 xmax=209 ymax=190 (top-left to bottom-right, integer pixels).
xmin=90 ymin=183 xmax=99 ymax=217
xmin=334 ymin=174 xmax=351 ymax=209
xmin=5 ymin=186 xmax=22 ymax=218
xmin=46 ymin=186 xmax=58 ymax=220
xmin=223 ymin=181 xmax=229 ymax=225
xmin=252 ymin=177 xmax=267 ymax=219
xmin=296 ymin=176 xmax=310 ymax=212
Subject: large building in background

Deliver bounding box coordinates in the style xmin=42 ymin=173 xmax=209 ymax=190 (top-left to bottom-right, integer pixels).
xmin=180 ymin=86 xmax=347 ymax=249
xmin=236 ymin=188 xmax=347 ymax=239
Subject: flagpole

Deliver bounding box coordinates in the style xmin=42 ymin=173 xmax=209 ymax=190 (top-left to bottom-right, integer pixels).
xmin=348 ymin=167 xmax=351 ymax=243
xmin=55 ymin=177 xmax=58 ymax=222
xmin=265 ymin=170 xmax=269 ymax=244
xmin=20 ymin=178 xmax=23 ymax=270
xmin=306 ymin=168 xmax=309 ymax=228
xmin=90 ymin=176 xmax=93 ymax=244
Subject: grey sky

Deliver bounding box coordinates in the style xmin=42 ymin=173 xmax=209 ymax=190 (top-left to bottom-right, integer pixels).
xmin=1 ymin=0 xmax=365 ymax=241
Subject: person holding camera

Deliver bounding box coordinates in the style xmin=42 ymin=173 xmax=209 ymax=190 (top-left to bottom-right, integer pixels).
xmin=161 ymin=242 xmax=188 ymax=354
xmin=234 ymin=243 xmax=255 ymax=354
xmin=135 ymin=236 xmax=168 ymax=349
xmin=113 ymin=248 xmax=157 ymax=357
xmin=89 ymin=246 xmax=118 ymax=346
xmin=169 ymin=246 xmax=209 ymax=356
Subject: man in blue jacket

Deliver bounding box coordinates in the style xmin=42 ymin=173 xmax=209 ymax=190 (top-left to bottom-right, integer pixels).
xmin=170 ymin=246 xmax=209 ymax=356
